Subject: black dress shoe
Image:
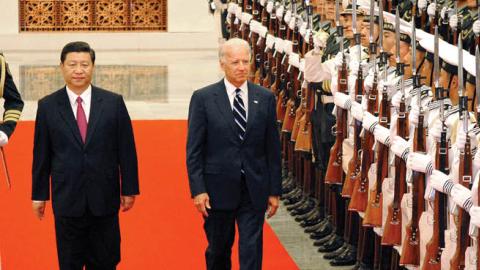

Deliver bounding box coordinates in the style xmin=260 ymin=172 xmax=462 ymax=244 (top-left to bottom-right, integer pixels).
xmin=309 ymin=222 xmax=333 ymax=239
xmin=330 ymin=246 xmax=357 ymax=266
xmin=318 ymin=235 xmax=344 ymax=253
xmin=313 ymin=232 xmax=335 ymax=246
xmin=305 ymin=219 xmax=328 ymax=234
xmin=295 ymin=209 xmax=319 ymax=223
xmin=300 ymin=215 xmax=322 ymax=227
xmin=291 ymin=203 xmax=315 ymax=217
xmin=287 ymin=197 xmax=310 ymax=211
xmin=323 ymin=243 xmax=347 ymax=260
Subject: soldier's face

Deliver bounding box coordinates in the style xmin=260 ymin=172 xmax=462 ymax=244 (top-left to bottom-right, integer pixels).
xmin=383 ymin=31 xmax=395 ymax=54
xmin=325 ymin=0 xmax=335 ymax=21
xmin=60 ymin=52 xmax=94 ymax=94
xmin=220 ymin=46 xmax=251 ymax=87
xmin=360 ymin=22 xmax=378 ymax=47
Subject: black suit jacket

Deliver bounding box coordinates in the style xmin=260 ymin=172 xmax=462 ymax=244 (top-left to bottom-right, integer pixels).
xmin=186 ymin=80 xmax=281 ymax=211
xmin=32 ymin=86 xmax=139 ymax=217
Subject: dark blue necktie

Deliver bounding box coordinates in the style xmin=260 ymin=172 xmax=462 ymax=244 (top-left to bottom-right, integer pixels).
xmin=233 ymin=88 xmax=247 ymax=141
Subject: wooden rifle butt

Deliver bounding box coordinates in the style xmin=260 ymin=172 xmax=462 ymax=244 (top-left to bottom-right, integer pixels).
xmin=262 ymin=74 xmax=271 ymax=89
xmin=281 ymin=99 xmax=295 ymax=132
xmin=324 ymin=142 xmax=343 ymax=185
xmin=253 ymin=69 xmax=261 ymax=84
xmin=276 ymin=91 xmax=286 ymax=123
xmin=341 ymin=157 xmax=357 ymax=198
xmin=381 ymin=205 xmax=402 ymax=246
xmin=290 ymin=107 xmax=304 ymax=142
xmin=348 ymin=177 xmax=368 ymax=212
xmin=422 ymin=237 xmax=441 ymax=270
xmin=399 ymin=224 xmax=421 ymax=266
xmin=294 ymin=118 xmax=312 ymax=153
xmin=270 ymin=80 xmax=278 ymax=95
xmin=362 ymin=190 xmax=383 ymax=227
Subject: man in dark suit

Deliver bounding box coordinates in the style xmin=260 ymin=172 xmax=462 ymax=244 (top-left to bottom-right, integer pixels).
xmin=186 ymin=38 xmax=281 ymax=270
xmin=31 ymin=41 xmax=139 ymax=270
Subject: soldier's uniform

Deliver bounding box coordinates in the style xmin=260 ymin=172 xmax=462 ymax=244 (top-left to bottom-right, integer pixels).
xmin=0 ymin=54 xmax=24 ymax=138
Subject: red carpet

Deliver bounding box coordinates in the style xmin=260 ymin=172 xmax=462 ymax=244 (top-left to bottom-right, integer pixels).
xmin=0 ymin=121 xmax=299 ymax=270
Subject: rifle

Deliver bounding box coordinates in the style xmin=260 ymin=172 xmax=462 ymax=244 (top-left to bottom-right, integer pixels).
xmin=275 ymin=20 xmax=288 ymax=124
xmin=382 ymin=7 xmax=408 ymax=245
xmin=342 ymin=0 xmax=362 ymax=198
xmin=349 ymin=0 xmax=378 ymax=211
xmin=450 ymin=19 xmax=473 ymax=269
xmin=261 ymin=6 xmax=277 ymax=88
xmin=325 ymin=0 xmax=348 ymax=186
xmin=422 ymin=18 xmax=449 ymax=269
xmin=364 ymin=0 xmax=390 ymax=228
xmin=400 ymin=4 xmax=426 ymax=265
xmin=253 ymin=0 xmax=266 ymax=84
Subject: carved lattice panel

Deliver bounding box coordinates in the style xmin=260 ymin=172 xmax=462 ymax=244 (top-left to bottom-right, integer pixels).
xmin=19 ymin=0 xmax=167 ymax=31
xmin=20 ymin=65 xmax=168 ymax=101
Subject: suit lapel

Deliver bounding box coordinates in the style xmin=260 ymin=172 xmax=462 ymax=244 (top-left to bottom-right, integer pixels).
xmin=84 ymin=87 xmax=104 ymax=148
xmin=57 ymin=88 xmax=83 ymax=147
xmin=213 ymin=80 xmax=239 ymax=141
xmin=243 ymin=82 xmax=258 ymax=142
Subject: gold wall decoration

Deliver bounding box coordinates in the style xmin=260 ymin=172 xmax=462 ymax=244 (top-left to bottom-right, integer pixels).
xmin=19 ymin=65 xmax=168 ymax=102
xmin=19 ymin=0 xmax=167 ymax=32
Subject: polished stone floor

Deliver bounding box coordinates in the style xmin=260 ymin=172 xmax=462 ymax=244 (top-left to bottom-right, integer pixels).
xmin=5 ymin=48 xmax=350 ymax=270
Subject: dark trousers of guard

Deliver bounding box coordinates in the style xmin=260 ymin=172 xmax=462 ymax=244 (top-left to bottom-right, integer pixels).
xmin=203 ymin=177 xmax=265 ymax=270
xmin=54 ymin=209 xmax=120 ymax=270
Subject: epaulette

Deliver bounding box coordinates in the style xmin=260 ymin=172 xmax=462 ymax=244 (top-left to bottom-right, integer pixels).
xmin=427 ymin=98 xmax=453 ymax=111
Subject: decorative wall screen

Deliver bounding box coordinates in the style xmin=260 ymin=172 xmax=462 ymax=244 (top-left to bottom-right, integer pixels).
xmin=19 ymin=0 xmax=167 ymax=32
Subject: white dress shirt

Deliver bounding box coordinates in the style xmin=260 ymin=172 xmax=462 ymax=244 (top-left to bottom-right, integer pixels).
xmin=224 ymin=78 xmax=248 ymax=120
xmin=66 ymin=85 xmax=92 ymax=122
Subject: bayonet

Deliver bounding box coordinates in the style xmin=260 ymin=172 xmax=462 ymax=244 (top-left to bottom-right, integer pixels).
xmin=335 ymin=0 xmax=344 ymax=53
xmin=476 ymin=46 xmax=480 ymax=122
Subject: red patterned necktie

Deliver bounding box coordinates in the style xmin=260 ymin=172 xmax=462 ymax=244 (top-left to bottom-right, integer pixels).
xmin=76 ymin=96 xmax=87 ymax=143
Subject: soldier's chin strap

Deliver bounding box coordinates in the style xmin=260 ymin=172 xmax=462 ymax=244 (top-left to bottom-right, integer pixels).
xmin=0 ymin=55 xmax=5 ymax=98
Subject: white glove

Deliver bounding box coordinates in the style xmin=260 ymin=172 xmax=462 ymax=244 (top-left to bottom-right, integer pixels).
xmin=333 ymin=92 xmax=352 ymax=110
xmin=284 ymin=10 xmax=292 ymax=24
xmin=283 ymin=40 xmax=293 ymax=55
xmin=449 ymin=14 xmax=458 ymax=30
xmin=391 ymin=135 xmax=410 ymax=161
xmin=349 ymin=61 xmax=360 ymax=77
xmin=374 ymin=125 xmax=391 ymax=146
xmin=430 ymin=170 xmax=453 ymax=193
xmin=0 ymin=131 xmax=8 ymax=147
xmin=241 ymin=12 xmax=253 ymax=25
xmin=288 ymin=53 xmax=300 ymax=69
xmin=473 ymin=20 xmax=480 ymax=36
xmin=351 ymin=101 xmax=363 ymax=121
xmin=227 ymin=3 xmax=237 ymax=14
xmin=456 ymin=125 xmax=477 ymax=151
xmin=362 ymin=112 xmax=378 ymax=133
xmin=379 ymin=79 xmax=396 ymax=98
xmin=260 ymin=0 xmax=267 ymax=6
xmin=409 ymin=106 xmax=420 ymax=126
xmin=451 ymin=184 xmax=473 ymax=211
xmin=427 ymin=3 xmax=436 ymax=18
xmin=266 ymin=1 xmax=274 ymax=13
xmin=469 ymin=206 xmax=480 ymax=228
xmin=276 ymin=5 xmax=284 ymax=19
xmin=249 ymin=20 xmax=260 ymax=33
xmin=418 ymin=0 xmax=428 ymax=11
xmin=288 ymin=17 xmax=296 ymax=30
xmin=364 ymin=73 xmax=374 ymax=92
xmin=334 ymin=52 xmax=350 ymax=68
xmin=314 ymin=31 xmax=328 ymax=49
xmin=430 ymin=121 xmax=452 ymax=142
xmin=235 ymin=8 xmax=243 ymax=20
xmin=266 ymin=34 xmax=275 ymax=49
xmin=257 ymin=25 xmax=268 ymax=38
xmin=299 ymin=22 xmax=308 ymax=37
xmin=299 ymin=59 xmax=305 ymax=73
xmin=274 ymin=37 xmax=284 ymax=53
xmin=407 ymin=152 xmax=433 ymax=175
xmin=440 ymin=6 xmax=449 ymax=20
xmin=391 ymin=91 xmax=402 ymax=108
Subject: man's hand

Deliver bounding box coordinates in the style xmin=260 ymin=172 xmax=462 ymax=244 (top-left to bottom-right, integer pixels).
xmin=121 ymin=196 xmax=136 ymax=212
xmin=32 ymin=201 xmax=46 ymax=220
xmin=0 ymin=131 xmax=8 ymax=147
xmin=266 ymin=196 xmax=280 ymax=219
xmin=194 ymin=193 xmax=211 ymax=217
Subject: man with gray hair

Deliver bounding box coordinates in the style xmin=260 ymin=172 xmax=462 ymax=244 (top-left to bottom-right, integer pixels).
xmin=186 ymin=38 xmax=281 ymax=270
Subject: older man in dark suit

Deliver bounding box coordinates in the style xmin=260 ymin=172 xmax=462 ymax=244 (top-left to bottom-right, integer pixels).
xmin=186 ymin=38 xmax=281 ymax=270
xmin=31 ymin=41 xmax=139 ymax=270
